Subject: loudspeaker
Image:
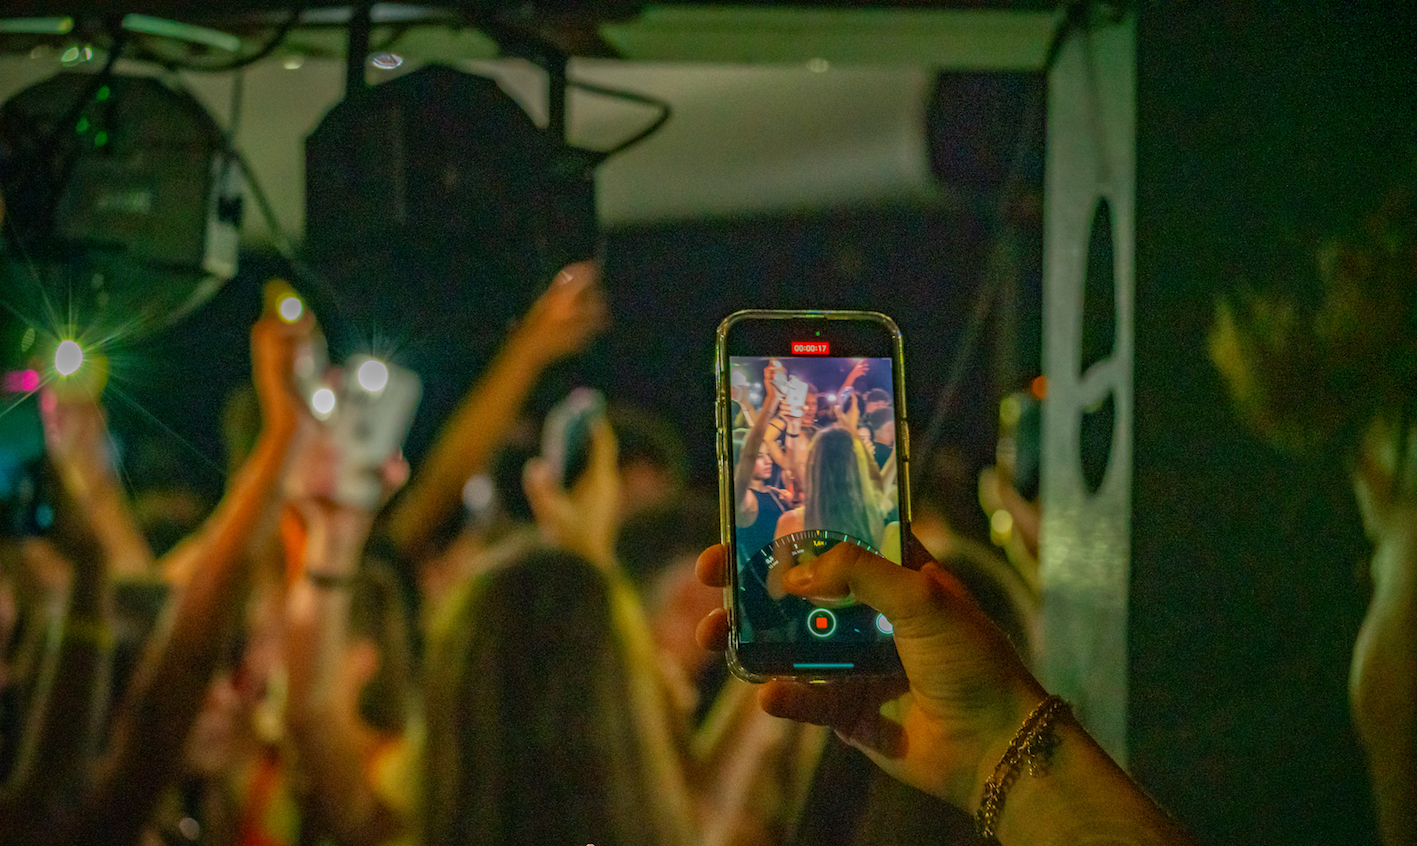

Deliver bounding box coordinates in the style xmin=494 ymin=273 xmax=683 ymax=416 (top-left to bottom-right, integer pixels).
xmin=304 ymin=64 xmax=600 ymax=457
xmin=0 ymin=72 xmax=241 ymax=330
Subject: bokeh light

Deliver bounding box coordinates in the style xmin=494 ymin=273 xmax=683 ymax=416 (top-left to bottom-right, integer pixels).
xmin=311 ymin=387 xmax=337 ymax=419
xmin=356 ymin=358 xmax=389 ymax=394
xmin=54 ymin=339 xmax=84 ymax=375
xmin=278 ymin=295 xmax=304 ymax=322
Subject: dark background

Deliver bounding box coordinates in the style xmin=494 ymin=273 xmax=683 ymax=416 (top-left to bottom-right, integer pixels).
xmin=1130 ymin=4 xmax=1416 ymax=844
xmin=4 ymin=3 xmax=1417 ymax=844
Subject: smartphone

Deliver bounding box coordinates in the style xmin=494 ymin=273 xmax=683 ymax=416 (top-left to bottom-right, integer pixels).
xmin=0 ymin=377 xmax=53 ymax=536
xmin=328 ymin=355 xmax=421 ymax=509
xmin=716 ymin=310 xmax=910 ymax=681
xmin=541 ymin=387 xmax=606 ymax=489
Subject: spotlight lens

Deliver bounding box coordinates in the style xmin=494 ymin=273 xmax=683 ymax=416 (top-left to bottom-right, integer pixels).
xmin=54 ymin=340 xmax=84 ymax=376
xmin=278 ymin=295 xmax=304 ymax=323
xmin=356 ymin=359 xmax=389 ymax=394
xmin=311 ymin=387 xmax=337 ymax=418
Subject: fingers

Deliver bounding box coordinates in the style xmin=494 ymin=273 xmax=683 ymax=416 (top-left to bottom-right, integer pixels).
xmin=778 ymin=540 xmax=946 ymax=636
xmin=759 ymin=677 xmax=901 ymax=736
xmin=696 ymin=543 xmax=729 ymax=588
xmin=695 ymin=606 xmax=728 ymax=651
xmin=521 ymin=456 xmax=559 ymax=527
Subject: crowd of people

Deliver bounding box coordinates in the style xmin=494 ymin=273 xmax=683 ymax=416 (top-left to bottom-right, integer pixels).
xmin=0 ymin=241 xmax=1207 ymax=846
xmin=9 ymin=179 xmax=1415 ymax=846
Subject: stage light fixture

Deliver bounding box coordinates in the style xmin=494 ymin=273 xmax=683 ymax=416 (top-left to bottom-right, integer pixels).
xmin=0 ymin=72 xmax=242 ymax=337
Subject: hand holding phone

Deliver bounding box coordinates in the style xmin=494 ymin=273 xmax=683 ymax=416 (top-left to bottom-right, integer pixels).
xmin=327 ymin=356 xmax=421 ymax=510
xmin=540 ymin=387 xmax=607 ymax=489
xmin=525 ymin=388 xmax=619 ymax=568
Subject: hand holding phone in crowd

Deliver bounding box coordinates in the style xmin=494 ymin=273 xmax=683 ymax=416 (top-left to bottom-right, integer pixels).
xmin=716 ymin=310 xmax=910 ymax=681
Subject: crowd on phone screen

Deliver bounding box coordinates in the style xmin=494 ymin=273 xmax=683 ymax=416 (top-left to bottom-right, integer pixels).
xmin=5 ymin=194 xmax=1413 ymax=846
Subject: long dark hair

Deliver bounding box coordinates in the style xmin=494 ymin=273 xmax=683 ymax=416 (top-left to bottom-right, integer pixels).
xmin=421 ymin=544 xmax=692 ymax=846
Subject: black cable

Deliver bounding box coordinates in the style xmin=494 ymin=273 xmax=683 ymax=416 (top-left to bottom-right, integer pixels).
xmin=567 ymin=77 xmax=672 ymax=162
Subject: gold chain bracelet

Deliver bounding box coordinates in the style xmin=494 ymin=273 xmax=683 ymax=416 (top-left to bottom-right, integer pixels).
xmin=975 ymin=693 xmax=1070 ymax=842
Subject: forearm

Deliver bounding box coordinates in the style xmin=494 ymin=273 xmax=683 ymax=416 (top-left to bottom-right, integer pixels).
xmin=987 ymin=714 xmax=1195 ymax=846
xmin=288 ymin=513 xmax=405 ymax=846
xmin=80 ymin=481 xmax=153 ymax=580
xmin=286 ymin=584 xmax=404 ymax=846
xmin=385 ymin=328 xmax=547 ymax=559
xmin=79 ymin=422 xmax=296 ymax=843
xmin=2 ymin=563 xmax=113 ymax=826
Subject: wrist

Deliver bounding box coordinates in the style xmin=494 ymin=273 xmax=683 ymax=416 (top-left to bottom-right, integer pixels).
xmin=963 ymin=676 xmax=1052 ymax=812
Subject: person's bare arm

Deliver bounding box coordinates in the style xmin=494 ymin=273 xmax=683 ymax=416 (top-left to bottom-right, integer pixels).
xmin=70 ymin=310 xmax=313 ymax=846
xmin=0 ymin=521 xmax=111 ymax=839
xmin=382 ymin=261 xmax=606 ymax=564
xmin=696 ymin=538 xmax=1197 ymax=846
xmin=285 ymin=504 xmax=405 ymax=846
xmin=733 ymin=378 xmax=781 ymax=526
xmin=1351 ymin=438 xmax=1417 ymax=846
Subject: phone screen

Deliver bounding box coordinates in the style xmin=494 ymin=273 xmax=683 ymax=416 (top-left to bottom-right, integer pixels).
xmin=0 ymin=382 xmax=53 ymax=536
xmin=717 ymin=311 xmax=909 ymax=679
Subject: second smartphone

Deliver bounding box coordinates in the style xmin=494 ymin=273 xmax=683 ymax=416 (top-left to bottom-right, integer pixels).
xmin=716 ymin=310 xmax=910 ymax=681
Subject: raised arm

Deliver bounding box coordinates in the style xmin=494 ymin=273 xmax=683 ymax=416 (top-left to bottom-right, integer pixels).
xmin=0 ymin=424 xmax=113 ymax=840
xmin=71 ymin=306 xmax=313 ymax=846
xmin=382 ymin=261 xmax=606 ymax=564
xmin=733 ymin=369 xmax=781 ymax=525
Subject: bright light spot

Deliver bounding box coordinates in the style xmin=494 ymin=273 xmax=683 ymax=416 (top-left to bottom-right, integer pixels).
xmin=370 ymin=52 xmax=402 ymax=70
xmin=311 ymin=387 xmax=337 ymax=419
xmin=1030 ymin=375 xmax=1048 ymax=400
xmin=807 ymin=57 xmax=830 ymax=73
xmin=826 ymin=393 xmax=837 ymax=403
xmin=54 ymin=340 xmax=84 ymax=375
xmin=462 ymin=474 xmax=495 ymax=512
xmin=990 ymin=508 xmax=1014 ymax=539
xmin=60 ymin=46 xmax=80 ymax=63
xmin=356 ymin=359 xmax=389 ymax=393
xmin=177 ymin=817 xmax=201 ymax=840
xmin=999 ymin=395 xmax=1022 ymax=427
xmin=875 ymin=613 xmax=893 ymax=635
xmin=277 ymin=295 xmax=303 ymax=322
xmin=282 ymin=54 xmax=304 ymax=70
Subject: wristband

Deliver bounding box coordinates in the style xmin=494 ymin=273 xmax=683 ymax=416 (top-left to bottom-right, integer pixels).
xmin=975 ymin=694 xmax=1069 ymax=842
xmin=306 ymin=570 xmax=359 ymax=590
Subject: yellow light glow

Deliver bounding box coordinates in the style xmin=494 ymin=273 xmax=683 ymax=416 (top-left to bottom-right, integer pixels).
xmin=278 ymin=295 xmax=304 ymax=323
xmin=990 ymin=508 xmax=1014 ymax=540
xmin=54 ymin=339 xmax=84 ymax=375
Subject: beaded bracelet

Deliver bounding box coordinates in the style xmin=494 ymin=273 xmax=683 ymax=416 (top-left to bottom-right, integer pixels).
xmin=975 ymin=694 xmax=1070 ymax=841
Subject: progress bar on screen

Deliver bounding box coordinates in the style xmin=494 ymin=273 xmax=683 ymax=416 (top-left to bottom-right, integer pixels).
xmin=794 ymin=663 xmax=854 ymax=670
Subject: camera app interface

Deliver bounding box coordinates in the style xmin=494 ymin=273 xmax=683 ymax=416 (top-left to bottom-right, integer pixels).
xmin=728 ymin=354 xmax=901 ymax=645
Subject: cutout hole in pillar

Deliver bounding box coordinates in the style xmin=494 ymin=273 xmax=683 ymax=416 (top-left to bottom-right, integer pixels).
xmin=1080 ymin=198 xmax=1116 ymax=373
xmin=1080 ymin=391 xmax=1115 ymax=495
